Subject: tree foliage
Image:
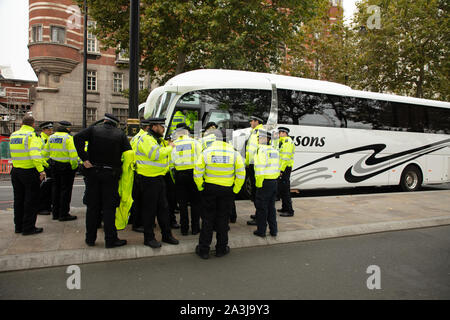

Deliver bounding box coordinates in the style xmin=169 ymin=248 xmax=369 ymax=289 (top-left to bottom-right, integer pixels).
xmin=79 ymin=0 xmax=323 ymax=84
xmin=351 ymin=0 xmax=449 ymax=100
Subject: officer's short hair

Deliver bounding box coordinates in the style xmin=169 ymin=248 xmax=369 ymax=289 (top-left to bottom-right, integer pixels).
xmin=22 ymin=115 xmax=35 ymax=126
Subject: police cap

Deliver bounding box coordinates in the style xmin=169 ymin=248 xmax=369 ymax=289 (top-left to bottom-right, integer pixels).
xmin=39 ymin=121 xmax=53 ymax=129
xmin=58 ymin=121 xmax=72 ymax=127
xmin=258 ymin=129 xmax=272 ymax=139
xmin=147 ymin=117 xmax=166 ymax=125
xmin=277 ymin=126 xmax=290 ymax=134
xmin=249 ymin=116 xmax=263 ymax=123
xmin=104 ymin=113 xmax=120 ymax=125
xmin=176 ymin=122 xmax=189 ymax=130
xmin=204 ymin=122 xmax=217 ymax=131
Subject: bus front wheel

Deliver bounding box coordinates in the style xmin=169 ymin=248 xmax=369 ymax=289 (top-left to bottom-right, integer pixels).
xmin=400 ymin=165 xmax=423 ymax=192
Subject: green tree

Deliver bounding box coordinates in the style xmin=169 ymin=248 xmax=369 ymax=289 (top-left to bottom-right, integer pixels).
xmin=282 ymin=1 xmax=356 ymax=86
xmin=79 ymin=0 xmax=324 ymax=84
xmin=351 ymin=0 xmax=449 ymax=100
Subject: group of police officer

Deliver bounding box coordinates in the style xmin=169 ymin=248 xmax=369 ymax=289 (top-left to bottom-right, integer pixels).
xmin=9 ymin=112 xmax=295 ymax=259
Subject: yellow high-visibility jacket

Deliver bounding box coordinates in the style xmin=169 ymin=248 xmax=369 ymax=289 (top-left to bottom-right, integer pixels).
xmin=42 ymin=132 xmax=79 ymax=170
xmin=9 ymin=125 xmax=45 ymax=173
xmin=170 ymin=135 xmax=202 ymax=171
xmin=245 ymin=124 xmax=263 ymax=166
xmin=278 ymin=136 xmax=295 ymax=172
xmin=254 ymin=144 xmax=280 ymax=188
xmin=115 ymin=150 xmax=135 ymax=230
xmin=135 ymin=132 xmax=172 ymax=177
xmin=194 ymin=140 xmax=246 ymax=194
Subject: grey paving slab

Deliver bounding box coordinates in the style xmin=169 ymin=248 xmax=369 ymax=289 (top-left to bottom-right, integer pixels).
xmin=0 ymin=190 xmax=449 ymax=272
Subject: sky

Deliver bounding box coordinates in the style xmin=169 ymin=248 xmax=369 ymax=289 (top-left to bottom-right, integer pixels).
xmin=0 ymin=0 xmax=359 ymax=82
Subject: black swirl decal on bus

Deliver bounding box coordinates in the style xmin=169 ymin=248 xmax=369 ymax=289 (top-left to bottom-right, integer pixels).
xmin=292 ymin=138 xmax=450 ymax=184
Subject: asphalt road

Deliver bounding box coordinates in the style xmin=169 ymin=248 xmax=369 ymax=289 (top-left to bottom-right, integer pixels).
xmin=0 ymin=225 xmax=449 ymax=300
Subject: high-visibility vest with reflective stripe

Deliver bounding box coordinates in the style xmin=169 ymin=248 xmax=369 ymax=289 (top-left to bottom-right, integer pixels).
xmin=9 ymin=125 xmax=45 ymax=172
xmin=254 ymin=144 xmax=280 ymax=188
xmin=279 ymin=136 xmax=295 ymax=172
xmin=43 ymin=132 xmax=79 ymax=170
xmin=39 ymin=131 xmax=51 ymax=166
xmin=200 ymin=133 xmax=216 ymax=151
xmin=135 ymin=132 xmax=172 ymax=177
xmin=170 ymin=135 xmax=201 ymax=171
xmin=169 ymin=111 xmax=191 ymax=135
xmin=245 ymin=124 xmax=263 ymax=166
xmin=194 ymin=140 xmax=246 ymax=194
xmin=130 ymin=129 xmax=146 ymax=151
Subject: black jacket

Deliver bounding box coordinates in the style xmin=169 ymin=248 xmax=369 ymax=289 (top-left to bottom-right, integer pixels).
xmin=74 ymin=123 xmax=131 ymax=169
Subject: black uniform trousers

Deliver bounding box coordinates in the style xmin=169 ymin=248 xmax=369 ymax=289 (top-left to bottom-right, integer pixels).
xmin=255 ymin=179 xmax=278 ymax=235
xmin=279 ymin=166 xmax=294 ymax=214
xmin=85 ymin=167 xmax=121 ymax=244
xmin=51 ymin=161 xmax=75 ymax=219
xmin=175 ymin=169 xmax=200 ymax=233
xmin=138 ymin=175 xmax=172 ymax=242
xmin=11 ymin=167 xmax=40 ymax=233
xmin=198 ymin=183 xmax=234 ymax=254
xmin=164 ymin=171 xmax=178 ymax=226
xmin=247 ymin=164 xmax=256 ymax=203
xmin=38 ymin=166 xmax=53 ymax=212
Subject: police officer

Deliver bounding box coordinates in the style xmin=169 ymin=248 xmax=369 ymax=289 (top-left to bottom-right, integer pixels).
xmin=10 ymin=115 xmax=46 ymax=235
xmin=171 ymin=123 xmax=202 ymax=235
xmin=37 ymin=121 xmax=53 ymax=215
xmin=74 ymin=113 xmax=131 ymax=248
xmin=43 ymin=121 xmax=78 ymax=221
xmin=194 ymin=129 xmax=246 ymax=259
xmin=253 ymin=129 xmax=280 ymax=237
xmin=169 ymin=110 xmax=191 ymax=136
xmin=200 ymin=122 xmax=217 ymax=151
xmin=135 ymin=117 xmax=179 ymax=248
xmin=129 ymin=119 xmax=151 ymax=233
xmin=246 ymin=116 xmax=264 ymax=226
xmin=277 ymin=127 xmax=295 ymax=217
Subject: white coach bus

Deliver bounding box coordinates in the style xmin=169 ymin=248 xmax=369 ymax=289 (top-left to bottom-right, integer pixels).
xmin=144 ymin=69 xmax=450 ymax=194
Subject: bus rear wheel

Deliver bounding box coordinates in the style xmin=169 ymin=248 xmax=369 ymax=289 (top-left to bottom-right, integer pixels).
xmin=400 ymin=165 xmax=422 ymax=192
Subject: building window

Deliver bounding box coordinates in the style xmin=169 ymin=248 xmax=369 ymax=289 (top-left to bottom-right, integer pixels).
xmin=112 ymin=107 xmax=128 ymax=125
xmin=87 ymin=108 xmax=97 ymax=124
xmin=139 ymin=76 xmax=145 ymax=91
xmin=117 ymin=48 xmax=129 ymax=61
xmin=113 ymin=73 xmax=123 ymax=93
xmin=50 ymin=26 xmax=65 ymax=44
xmin=87 ymin=70 xmax=97 ymax=91
xmin=87 ymin=20 xmax=97 ymax=53
xmin=31 ymin=25 xmax=42 ymax=42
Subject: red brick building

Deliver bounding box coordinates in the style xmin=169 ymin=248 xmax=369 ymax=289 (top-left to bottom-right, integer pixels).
xmin=28 ymin=0 xmax=150 ymax=131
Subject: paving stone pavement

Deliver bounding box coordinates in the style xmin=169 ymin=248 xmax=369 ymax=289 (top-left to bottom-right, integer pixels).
xmin=0 ymin=190 xmax=449 ymax=272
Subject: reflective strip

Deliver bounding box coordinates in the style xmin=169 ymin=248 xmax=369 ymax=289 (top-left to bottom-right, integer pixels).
xmin=11 ymin=156 xmax=33 ymax=160
xmin=51 ymin=156 xmax=70 ymax=161
xmin=10 ymin=149 xmax=30 ymax=153
xmin=195 ymin=167 xmax=205 ymax=172
xmin=205 ymin=165 xmax=233 ymax=171
xmin=256 ymin=169 xmax=279 ymax=175
xmin=205 ymin=173 xmax=234 ymax=178
xmin=29 ymin=155 xmax=43 ymax=160
xmin=136 ymin=160 xmax=167 ymax=167
xmin=148 ymin=145 xmax=159 ymax=159
xmin=194 ymin=173 xmax=204 ymax=178
xmin=29 ymin=147 xmax=41 ymax=152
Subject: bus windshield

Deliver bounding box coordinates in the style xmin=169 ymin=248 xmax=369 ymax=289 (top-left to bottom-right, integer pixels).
xmin=154 ymin=92 xmax=175 ymax=118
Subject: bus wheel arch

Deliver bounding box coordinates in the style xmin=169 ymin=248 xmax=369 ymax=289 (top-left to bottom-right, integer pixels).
xmin=399 ymin=164 xmax=423 ymax=192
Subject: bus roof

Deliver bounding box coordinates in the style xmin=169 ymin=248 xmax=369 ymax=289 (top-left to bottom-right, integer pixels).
xmin=165 ymin=69 xmax=450 ymax=109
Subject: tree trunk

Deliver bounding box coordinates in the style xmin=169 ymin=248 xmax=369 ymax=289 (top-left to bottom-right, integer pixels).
xmin=175 ymin=52 xmax=187 ymax=75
